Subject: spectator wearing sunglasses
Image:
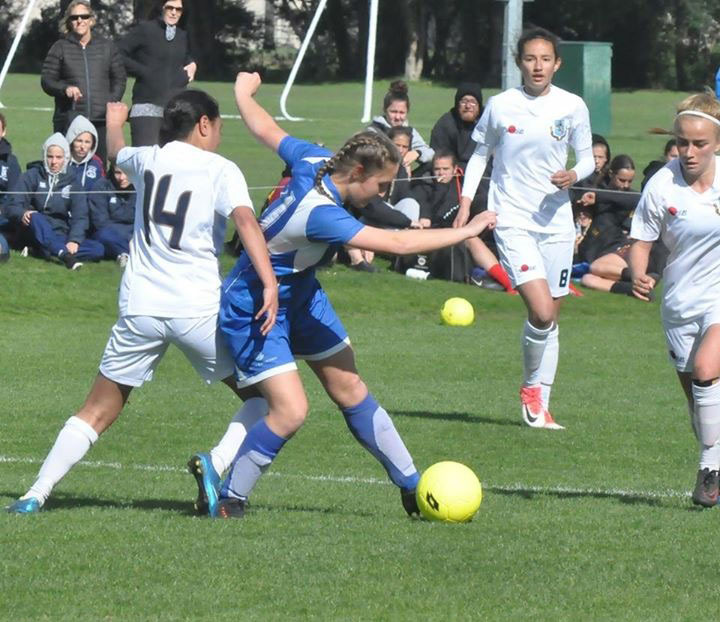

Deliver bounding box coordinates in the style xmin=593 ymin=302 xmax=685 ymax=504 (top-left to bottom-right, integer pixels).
xmin=40 ymin=0 xmax=126 ymax=165
xmin=119 ymin=0 xmax=197 ymax=147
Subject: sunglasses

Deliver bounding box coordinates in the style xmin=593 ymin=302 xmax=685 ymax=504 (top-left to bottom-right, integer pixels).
xmin=69 ymin=14 xmax=92 ymax=22
xmin=163 ymin=5 xmax=183 ymax=12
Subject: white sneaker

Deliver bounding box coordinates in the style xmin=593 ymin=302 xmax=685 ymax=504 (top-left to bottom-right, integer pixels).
xmin=116 ymin=253 xmax=129 ymax=269
xmin=20 ymin=246 xmax=29 ymax=257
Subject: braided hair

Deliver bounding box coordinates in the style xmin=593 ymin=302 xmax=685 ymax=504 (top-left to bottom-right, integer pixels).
xmin=314 ymin=131 xmax=401 ymax=197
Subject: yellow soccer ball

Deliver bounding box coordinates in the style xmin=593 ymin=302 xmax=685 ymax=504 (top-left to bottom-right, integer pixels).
xmin=416 ymin=461 xmax=483 ymax=523
xmin=440 ymin=297 xmax=474 ymax=326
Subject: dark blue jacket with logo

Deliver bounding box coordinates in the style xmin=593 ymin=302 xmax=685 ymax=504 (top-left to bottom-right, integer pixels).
xmin=6 ymin=164 xmax=89 ymax=243
xmin=89 ymin=177 xmax=135 ymax=237
xmin=0 ymin=138 xmax=21 ymax=208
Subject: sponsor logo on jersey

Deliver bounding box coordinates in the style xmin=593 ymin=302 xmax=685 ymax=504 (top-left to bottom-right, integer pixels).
xmin=61 ymin=185 xmax=71 ymax=199
xmin=39 ymin=181 xmax=47 ymax=189
xmin=520 ymin=263 xmax=534 ymax=272
xmin=668 ymin=207 xmax=677 ymax=216
xmin=550 ymin=118 xmax=569 ymax=141
xmin=505 ymin=124 xmax=524 ymax=135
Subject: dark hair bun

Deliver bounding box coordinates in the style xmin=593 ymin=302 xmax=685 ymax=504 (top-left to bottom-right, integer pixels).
xmin=389 ymin=80 xmax=408 ymax=96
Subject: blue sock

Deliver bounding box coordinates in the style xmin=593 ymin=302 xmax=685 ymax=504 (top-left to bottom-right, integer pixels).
xmin=342 ymin=393 xmax=419 ymax=490
xmin=221 ymin=419 xmax=287 ymax=500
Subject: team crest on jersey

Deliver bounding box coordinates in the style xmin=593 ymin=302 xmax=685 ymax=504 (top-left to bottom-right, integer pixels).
xmin=110 ymin=197 xmax=117 ymax=204
xmin=39 ymin=181 xmax=47 ymax=189
xmin=550 ymin=118 xmax=569 ymax=141
xmin=0 ymin=165 xmax=7 ymax=181
xmin=86 ymin=167 xmax=97 ymax=179
xmin=61 ymin=185 xmax=71 ymax=199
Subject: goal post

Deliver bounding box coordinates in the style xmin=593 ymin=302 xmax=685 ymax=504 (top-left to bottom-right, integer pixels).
xmin=0 ymin=0 xmax=41 ymax=108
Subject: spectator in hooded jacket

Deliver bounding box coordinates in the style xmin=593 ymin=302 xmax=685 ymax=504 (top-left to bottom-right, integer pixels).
xmin=430 ymin=82 xmax=484 ymax=171
xmin=40 ymin=0 xmax=126 ymax=164
xmin=119 ymin=0 xmax=197 ymax=147
xmin=5 ymin=133 xmax=104 ymax=270
xmin=65 ymin=115 xmax=106 ymax=189
xmin=367 ymin=80 xmax=434 ymax=171
xmin=89 ymin=164 xmax=135 ymax=266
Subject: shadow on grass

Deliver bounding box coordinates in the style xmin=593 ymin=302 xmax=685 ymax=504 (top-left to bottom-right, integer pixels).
xmin=393 ymin=410 xmax=522 ymax=427
xmin=488 ymin=486 xmax=683 ymax=509
xmin=1 ymin=492 xmax=376 ymax=518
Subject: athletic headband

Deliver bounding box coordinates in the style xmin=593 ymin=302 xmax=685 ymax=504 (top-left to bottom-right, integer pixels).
xmin=676 ymin=110 xmax=720 ymax=127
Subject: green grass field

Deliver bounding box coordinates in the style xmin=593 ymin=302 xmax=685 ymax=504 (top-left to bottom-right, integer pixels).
xmin=0 ymin=75 xmax=711 ymax=621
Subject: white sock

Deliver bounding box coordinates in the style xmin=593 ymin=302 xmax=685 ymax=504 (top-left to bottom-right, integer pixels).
xmin=539 ymin=324 xmax=559 ymax=409
xmin=693 ymin=381 xmax=720 ymax=471
xmin=23 ymin=416 xmax=99 ymax=505
xmin=210 ymin=397 xmax=269 ymax=476
xmin=522 ymin=320 xmax=553 ymax=387
xmin=688 ymin=401 xmax=700 ymax=441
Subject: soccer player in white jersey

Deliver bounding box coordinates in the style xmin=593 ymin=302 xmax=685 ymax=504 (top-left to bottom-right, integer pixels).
xmin=457 ymin=27 xmax=594 ymax=430
xmin=193 ymin=72 xmax=496 ymax=519
xmin=7 ymin=90 xmax=278 ymax=514
xmin=629 ymin=91 xmax=720 ymax=507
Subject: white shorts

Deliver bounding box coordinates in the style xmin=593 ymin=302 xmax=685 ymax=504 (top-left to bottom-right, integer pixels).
xmin=663 ymin=307 xmax=720 ymax=372
xmin=494 ymin=227 xmax=574 ymax=298
xmin=99 ymin=315 xmax=235 ymax=387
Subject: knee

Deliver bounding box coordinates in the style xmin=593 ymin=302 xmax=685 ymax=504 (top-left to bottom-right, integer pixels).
xmin=327 ymin=373 xmax=368 ymax=409
xmin=693 ymin=357 xmax=720 ymax=384
xmin=270 ymin=394 xmax=309 ymax=434
xmin=528 ymin=305 xmax=555 ymax=328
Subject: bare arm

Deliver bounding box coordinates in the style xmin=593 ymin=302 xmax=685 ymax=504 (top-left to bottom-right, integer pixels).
xmin=231 ymin=206 xmax=278 ymax=335
xmin=348 ymin=211 xmax=495 ymax=255
xmin=106 ymin=102 xmax=128 ymax=163
xmin=628 ymin=239 xmax=656 ymax=302
xmin=234 ymin=72 xmax=288 ymax=153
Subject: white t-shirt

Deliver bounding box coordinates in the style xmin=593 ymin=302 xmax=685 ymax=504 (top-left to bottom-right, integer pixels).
xmin=631 ymin=157 xmax=720 ymax=324
xmin=472 ymin=85 xmax=592 ymax=234
xmin=116 ymin=141 xmax=253 ymax=317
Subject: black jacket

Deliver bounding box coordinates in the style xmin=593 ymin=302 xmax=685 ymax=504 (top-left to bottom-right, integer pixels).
xmin=414 ymin=173 xmax=487 ymax=225
xmin=119 ymin=19 xmax=193 ymax=107
xmin=430 ymin=109 xmax=477 ymax=171
xmin=41 ymin=35 xmax=126 ymax=127
xmin=0 ymin=138 xmax=21 ymax=206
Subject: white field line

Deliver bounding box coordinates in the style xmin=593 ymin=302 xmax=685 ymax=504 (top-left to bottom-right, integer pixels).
xmin=0 ymin=454 xmax=691 ymax=500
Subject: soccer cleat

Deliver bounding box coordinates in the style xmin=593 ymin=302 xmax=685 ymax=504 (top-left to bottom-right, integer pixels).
xmin=692 ymin=468 xmax=719 ymax=508
xmin=215 ymin=497 xmax=246 ymax=519
xmin=401 ymin=488 xmax=420 ymax=517
xmin=6 ymin=497 xmax=41 ymax=514
xmin=520 ymin=386 xmax=564 ymax=430
xmin=187 ymin=452 xmax=220 ymax=516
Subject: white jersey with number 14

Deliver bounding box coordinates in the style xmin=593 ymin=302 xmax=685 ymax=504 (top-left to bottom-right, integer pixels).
xmin=115 ymin=141 xmax=253 ymax=318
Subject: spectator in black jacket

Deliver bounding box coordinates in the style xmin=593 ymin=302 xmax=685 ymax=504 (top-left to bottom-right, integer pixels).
xmin=0 ymin=113 xmax=21 ymax=250
xmin=119 ymin=0 xmax=196 ymax=146
xmin=641 ymin=138 xmax=679 ymax=190
xmin=40 ymin=0 xmax=126 ymax=164
xmin=430 ymin=82 xmax=483 ymax=171
xmin=5 ymin=133 xmax=103 ymax=270
xmin=90 ymin=164 xmax=136 ymax=266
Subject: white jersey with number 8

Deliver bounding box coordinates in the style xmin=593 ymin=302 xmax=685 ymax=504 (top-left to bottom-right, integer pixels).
xmin=115 ymin=141 xmax=253 ymax=318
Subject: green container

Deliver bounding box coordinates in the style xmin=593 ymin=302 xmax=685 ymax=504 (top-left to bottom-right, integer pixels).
xmin=554 ymin=41 xmax=613 ymax=136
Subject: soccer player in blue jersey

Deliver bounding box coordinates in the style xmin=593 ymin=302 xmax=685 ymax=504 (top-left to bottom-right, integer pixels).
xmin=191 ymin=72 xmax=496 ymax=519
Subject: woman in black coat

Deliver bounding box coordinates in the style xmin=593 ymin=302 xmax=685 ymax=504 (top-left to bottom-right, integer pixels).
xmin=119 ymin=0 xmax=197 ymax=146
xmin=40 ymin=0 xmax=126 ymax=164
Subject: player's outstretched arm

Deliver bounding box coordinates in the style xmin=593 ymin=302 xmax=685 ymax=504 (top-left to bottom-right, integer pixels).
xmin=628 ymin=239 xmax=656 ymax=302
xmin=348 ymin=211 xmax=496 ymax=256
xmin=234 ymin=72 xmax=288 ymax=153
xmin=231 ymin=206 xmax=278 ymax=335
xmin=106 ymin=102 xmax=128 ymax=163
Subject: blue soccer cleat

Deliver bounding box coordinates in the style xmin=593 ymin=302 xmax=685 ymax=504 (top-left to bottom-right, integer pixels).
xmin=187 ymin=452 xmax=220 ymax=517
xmin=6 ymin=497 xmax=41 ymax=514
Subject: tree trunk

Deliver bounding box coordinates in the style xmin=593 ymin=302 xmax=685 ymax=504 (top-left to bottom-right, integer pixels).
xmin=404 ymin=0 xmax=425 ymax=81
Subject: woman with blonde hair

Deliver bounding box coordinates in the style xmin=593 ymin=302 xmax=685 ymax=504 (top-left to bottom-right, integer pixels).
xmin=630 ymin=90 xmax=720 ymax=507
xmin=40 ymin=0 xmax=126 ymax=163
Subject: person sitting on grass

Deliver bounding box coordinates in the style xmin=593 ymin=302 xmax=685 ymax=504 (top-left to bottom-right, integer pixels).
xmin=65 ymin=115 xmax=106 ymax=189
xmin=5 ymin=133 xmax=104 ymax=270
xmin=0 ymin=112 xmax=21 ymax=249
xmin=412 ymin=151 xmax=514 ymax=292
xmin=89 ymin=163 xmax=136 ymax=267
